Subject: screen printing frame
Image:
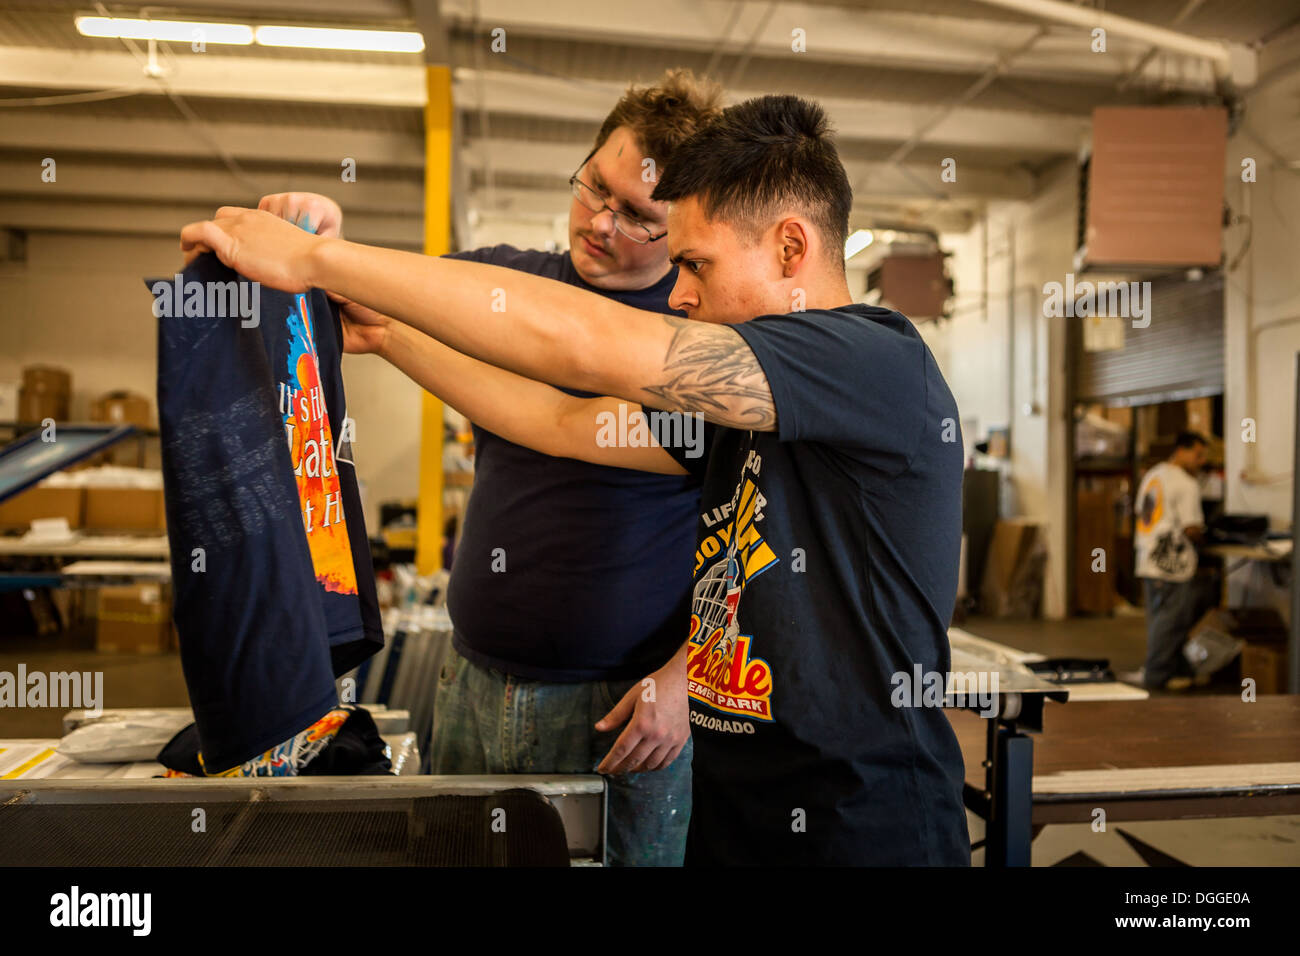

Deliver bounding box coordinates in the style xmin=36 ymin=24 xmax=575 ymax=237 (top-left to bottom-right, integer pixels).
xmin=0 ymin=774 xmax=607 ymax=865
xmin=0 ymin=424 xmax=137 ymax=503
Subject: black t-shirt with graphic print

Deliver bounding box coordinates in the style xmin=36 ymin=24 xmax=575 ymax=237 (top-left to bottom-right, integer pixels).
xmin=659 ymin=303 xmax=970 ymax=866
xmin=152 ymin=253 xmax=382 ymax=772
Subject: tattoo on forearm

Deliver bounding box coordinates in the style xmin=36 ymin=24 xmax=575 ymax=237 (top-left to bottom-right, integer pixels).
xmin=644 ymin=316 xmax=777 ymax=430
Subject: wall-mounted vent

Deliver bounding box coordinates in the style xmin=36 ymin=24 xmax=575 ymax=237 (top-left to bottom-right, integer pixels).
xmin=1080 ymin=107 xmax=1227 ymax=270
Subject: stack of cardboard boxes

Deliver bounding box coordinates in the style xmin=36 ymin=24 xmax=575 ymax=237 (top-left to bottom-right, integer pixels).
xmin=0 ymin=373 xmax=172 ymax=653
xmin=90 ymin=390 xmax=152 ymax=429
xmin=980 ymin=518 xmax=1046 ymax=617
xmin=0 ymin=479 xmax=165 ymax=532
xmin=1192 ymin=608 xmax=1290 ymax=694
xmin=17 ymin=365 xmax=70 ymax=423
xmin=0 ymin=483 xmax=85 ymax=529
xmin=96 ymin=584 xmax=174 ymax=654
xmin=0 ymin=377 xmax=162 ymax=532
xmin=82 ymin=484 xmax=166 ymax=532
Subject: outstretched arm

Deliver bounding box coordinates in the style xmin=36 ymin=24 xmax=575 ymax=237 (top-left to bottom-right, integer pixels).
xmin=378 ymin=319 xmax=688 ymax=475
xmin=180 ymin=208 xmax=777 ymax=432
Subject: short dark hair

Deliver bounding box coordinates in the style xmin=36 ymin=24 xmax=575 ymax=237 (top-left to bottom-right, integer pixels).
xmin=650 ymin=94 xmax=852 ymax=268
xmin=1175 ymin=430 xmax=1207 ymax=450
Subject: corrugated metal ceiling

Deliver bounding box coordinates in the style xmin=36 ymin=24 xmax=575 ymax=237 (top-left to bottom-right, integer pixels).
xmin=1 ymin=0 xmax=1294 ymax=240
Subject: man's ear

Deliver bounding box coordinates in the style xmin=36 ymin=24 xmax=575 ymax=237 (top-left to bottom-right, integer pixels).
xmin=777 ymin=217 xmax=811 ymax=278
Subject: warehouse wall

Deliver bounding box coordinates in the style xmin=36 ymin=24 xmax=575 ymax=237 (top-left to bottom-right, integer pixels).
xmin=925 ymin=218 xmax=1013 ymax=457
xmin=1222 ymin=35 xmax=1300 ymax=618
xmin=467 ymin=214 xmax=566 ymax=253
xmin=1224 ymin=33 xmax=1300 ymax=530
xmin=0 ymin=231 xmax=422 ymax=533
xmin=924 ymin=158 xmax=1077 ymax=619
xmin=0 ymin=233 xmax=172 ymax=421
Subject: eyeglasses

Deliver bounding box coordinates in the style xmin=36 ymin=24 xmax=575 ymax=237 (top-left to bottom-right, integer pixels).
xmin=569 ymin=165 xmax=666 ymax=245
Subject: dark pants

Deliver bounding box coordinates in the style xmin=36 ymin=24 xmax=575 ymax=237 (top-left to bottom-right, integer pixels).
xmin=1142 ymin=577 xmax=1197 ymax=687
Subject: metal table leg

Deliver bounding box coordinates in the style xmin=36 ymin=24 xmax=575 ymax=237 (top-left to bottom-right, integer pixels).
xmin=985 ymin=721 xmax=1034 ymax=867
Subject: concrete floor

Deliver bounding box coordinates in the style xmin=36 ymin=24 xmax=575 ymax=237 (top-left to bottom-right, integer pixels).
xmin=3 ymin=610 xmax=1298 ymax=865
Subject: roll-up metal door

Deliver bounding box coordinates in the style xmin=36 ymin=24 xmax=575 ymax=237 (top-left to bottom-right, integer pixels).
xmin=1073 ymin=270 xmax=1223 ymax=404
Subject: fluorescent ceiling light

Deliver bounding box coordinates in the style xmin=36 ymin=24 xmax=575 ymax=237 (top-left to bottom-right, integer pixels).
xmin=75 ymin=17 xmax=253 ymax=45
xmin=844 ymin=229 xmax=874 ymax=261
xmin=75 ymin=17 xmax=424 ymax=53
xmin=255 ymin=25 xmax=424 ymax=53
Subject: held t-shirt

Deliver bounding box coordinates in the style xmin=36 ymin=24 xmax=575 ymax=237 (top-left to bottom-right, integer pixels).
xmin=151 ymin=253 xmax=382 ymax=771
xmin=441 ymin=244 xmax=703 ymax=681
xmin=661 ymin=303 xmax=970 ymax=866
xmin=1136 ymin=461 xmax=1202 ymax=582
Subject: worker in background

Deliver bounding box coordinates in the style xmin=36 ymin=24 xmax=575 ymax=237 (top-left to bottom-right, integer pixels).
xmin=1134 ymin=430 xmax=1208 ymax=691
xmin=256 ymin=69 xmax=723 ymax=866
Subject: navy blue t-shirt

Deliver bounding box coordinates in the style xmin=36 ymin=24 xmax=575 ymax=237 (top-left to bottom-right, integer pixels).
xmin=441 ymin=245 xmax=701 ymax=681
xmin=660 ymin=303 xmax=970 ymax=866
xmin=151 ymin=254 xmax=382 ymax=771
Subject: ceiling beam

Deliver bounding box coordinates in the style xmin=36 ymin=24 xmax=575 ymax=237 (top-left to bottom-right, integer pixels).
xmin=17 ymin=0 xmax=1244 ymax=91
xmin=1 ymin=183 xmax=977 ymax=245
xmin=462 ymin=138 xmax=1036 ymax=199
xmin=0 ymin=113 xmax=424 ymax=170
xmin=439 ymin=0 xmax=1240 ymax=90
xmin=458 ymin=70 xmax=1088 ymax=154
xmin=0 ymin=198 xmax=422 ymax=248
xmin=971 ymin=0 xmax=1242 ymax=82
xmin=0 ymin=133 xmax=1014 ymax=242
xmin=156 ymin=0 xmax=409 ymax=15
xmin=472 ymin=186 xmax=979 ymax=233
xmin=0 ymin=45 xmax=425 ymax=107
xmin=0 ymin=156 xmax=423 ymax=212
xmin=0 ymin=47 xmax=1088 ymax=152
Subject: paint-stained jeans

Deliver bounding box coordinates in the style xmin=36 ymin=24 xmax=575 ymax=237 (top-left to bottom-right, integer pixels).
xmin=430 ymin=643 xmax=691 ymax=866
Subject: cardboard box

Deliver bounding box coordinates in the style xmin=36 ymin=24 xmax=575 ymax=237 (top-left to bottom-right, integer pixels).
xmin=0 ymin=381 xmax=18 ymax=422
xmin=980 ymin=518 xmax=1044 ymax=617
xmin=1241 ymin=642 xmax=1288 ymax=695
xmin=18 ymin=388 xmax=68 ymax=424
xmin=0 ymin=486 xmax=83 ymax=529
xmin=91 ymin=391 xmax=152 ymax=428
xmin=1191 ymin=607 xmax=1286 ymax=645
xmin=1102 ymin=405 xmax=1133 ymax=429
xmin=21 ymin=365 xmax=71 ymax=396
xmin=1185 ymin=397 xmax=1213 ymax=435
xmin=96 ymin=584 xmax=171 ymax=654
xmin=83 ymin=487 xmax=165 ymax=532
xmin=19 ymin=366 xmax=71 ymax=423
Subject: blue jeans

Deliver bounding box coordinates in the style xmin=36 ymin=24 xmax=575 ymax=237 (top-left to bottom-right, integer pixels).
xmin=430 ymin=643 xmax=692 ymax=866
xmin=1143 ymin=577 xmax=1196 ymax=687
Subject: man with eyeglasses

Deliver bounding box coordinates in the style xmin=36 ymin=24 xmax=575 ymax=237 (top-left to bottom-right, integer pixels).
xmin=257 ymin=69 xmax=722 ymax=866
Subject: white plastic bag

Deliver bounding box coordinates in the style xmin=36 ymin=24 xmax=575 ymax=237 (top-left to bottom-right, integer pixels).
xmin=57 ymin=711 xmax=194 ymax=763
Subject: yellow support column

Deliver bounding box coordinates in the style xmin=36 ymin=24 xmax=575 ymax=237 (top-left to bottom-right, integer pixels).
xmin=417 ymin=64 xmax=453 ymax=574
